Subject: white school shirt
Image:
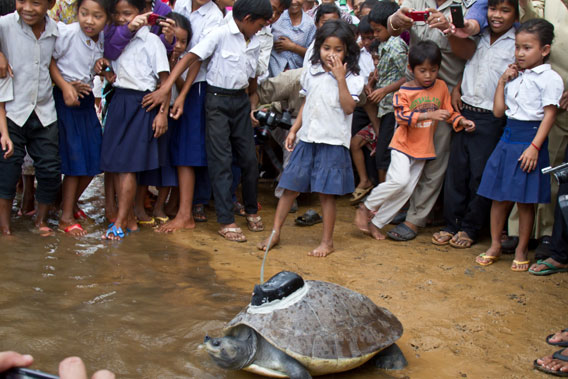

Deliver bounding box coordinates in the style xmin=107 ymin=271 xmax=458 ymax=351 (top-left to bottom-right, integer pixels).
xmin=190 ymin=16 xmax=260 ymax=90
xmin=111 ymin=26 xmax=170 ymax=92
xmin=0 ymin=12 xmax=58 ymax=127
xmin=359 ymin=47 xmax=374 ymax=84
xmin=0 ymin=76 xmax=14 ymax=103
xmin=174 ymin=0 xmax=223 ymax=83
xmin=53 ymin=22 xmax=104 ymax=87
xmin=461 ymin=27 xmax=515 ymax=111
xmin=504 ymin=64 xmax=564 ymax=121
xmin=298 ymin=63 xmax=364 ymax=148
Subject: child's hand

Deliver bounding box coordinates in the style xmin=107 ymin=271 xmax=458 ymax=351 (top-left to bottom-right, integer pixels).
xmin=128 ymin=12 xmax=151 ymax=32
xmin=1 ymin=134 xmax=13 ymax=159
xmin=518 ymin=144 xmax=539 ymax=173
xmin=0 ymin=52 xmax=13 ymax=78
xmin=460 ymin=119 xmax=475 ymax=132
xmin=329 ymin=54 xmax=347 ymax=80
xmin=285 ymin=131 xmax=296 ymax=152
xmin=170 ymin=95 xmax=185 ymax=119
xmin=152 ymin=112 xmax=168 ymax=138
xmin=428 ymin=109 xmax=450 ymax=121
xmin=560 ymin=90 xmax=568 ymax=110
xmin=274 ymin=37 xmax=296 ymax=53
xmin=368 ymin=88 xmax=387 ymax=104
xmin=500 ymin=64 xmax=518 ymax=84
xmin=94 ymin=58 xmax=111 ymax=75
xmin=160 ymin=18 xmax=176 ymax=45
xmin=142 ymin=87 xmax=168 ymax=112
xmin=62 ymin=83 xmax=80 ymax=107
xmin=69 ymin=81 xmax=92 ymax=98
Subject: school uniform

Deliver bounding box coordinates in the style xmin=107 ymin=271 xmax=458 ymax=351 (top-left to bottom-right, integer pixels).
xmin=0 ymin=12 xmax=61 ymax=204
xmin=478 ymin=64 xmax=564 ymax=204
xmin=53 ymin=22 xmax=103 ymax=177
xmin=100 ymin=26 xmax=170 ymax=173
xmin=442 ymin=27 xmax=514 ymax=240
xmin=278 ymin=63 xmax=364 ymax=195
xmin=190 ymin=16 xmax=261 ymax=224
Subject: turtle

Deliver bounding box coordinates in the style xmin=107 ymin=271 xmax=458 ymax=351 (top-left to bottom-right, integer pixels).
xmin=203 ymin=271 xmax=405 ymax=378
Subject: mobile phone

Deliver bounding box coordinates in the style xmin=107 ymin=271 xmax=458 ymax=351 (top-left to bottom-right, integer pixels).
xmin=147 ymin=13 xmax=166 ymax=26
xmin=0 ymin=368 xmax=59 ymax=379
xmin=450 ymin=4 xmax=464 ymax=28
xmin=407 ymin=10 xmax=430 ymax=22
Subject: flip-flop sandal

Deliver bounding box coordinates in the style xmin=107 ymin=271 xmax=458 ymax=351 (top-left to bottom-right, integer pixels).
xmin=511 ymin=260 xmax=530 ymax=272
xmin=546 ymin=329 xmax=568 ymax=347
xmin=155 ymin=216 xmax=169 ymax=223
xmin=387 ymin=223 xmax=417 ymax=241
xmin=232 ymin=202 xmax=246 ymax=217
xmin=432 ymin=230 xmax=454 ymax=245
xmin=192 ymin=204 xmax=207 ymax=222
xmin=104 ymin=224 xmax=125 ymax=240
xmin=476 ymin=253 xmax=500 ymax=266
xmin=530 ymin=260 xmax=568 ymax=277
xmin=295 ymin=209 xmax=322 ymax=226
xmin=218 ymin=227 xmax=247 ymax=242
xmin=59 ymin=223 xmax=85 ymax=234
xmin=449 ymin=231 xmax=474 ymax=249
xmin=138 ymin=217 xmax=156 ymax=226
xmin=74 ymin=209 xmax=88 ymax=220
xmin=350 ymin=186 xmax=373 ymax=203
xmin=246 ymin=215 xmax=264 ymax=232
xmin=533 ymin=349 xmax=568 ymax=377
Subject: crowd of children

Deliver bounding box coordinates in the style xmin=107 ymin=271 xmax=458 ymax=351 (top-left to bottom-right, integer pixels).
xmin=0 ymin=0 xmax=565 ymax=271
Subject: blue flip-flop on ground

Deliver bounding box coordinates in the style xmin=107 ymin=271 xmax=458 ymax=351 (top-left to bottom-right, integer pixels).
xmin=533 ymin=349 xmax=568 ymax=377
xmin=547 ymin=329 xmax=568 ymax=348
xmin=529 ymin=260 xmax=568 ymax=276
xmin=105 ymin=224 xmax=125 ymax=239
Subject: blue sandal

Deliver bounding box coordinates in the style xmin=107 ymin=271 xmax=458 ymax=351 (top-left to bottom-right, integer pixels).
xmin=104 ymin=224 xmax=125 ymax=239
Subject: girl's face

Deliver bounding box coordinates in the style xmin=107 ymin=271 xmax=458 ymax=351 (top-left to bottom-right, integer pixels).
xmin=320 ymin=36 xmax=345 ymax=72
xmin=487 ymin=1 xmax=516 ymax=38
xmin=515 ymin=31 xmax=550 ymax=70
xmin=288 ymin=0 xmax=304 ymax=15
xmin=113 ymin=0 xmax=140 ymax=26
xmin=78 ymin=0 xmax=108 ymax=41
xmin=173 ymin=25 xmax=189 ymax=57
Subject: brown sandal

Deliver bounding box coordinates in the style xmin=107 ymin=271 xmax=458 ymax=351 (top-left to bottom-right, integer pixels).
xmin=432 ymin=231 xmax=454 ymax=245
xmin=218 ymin=226 xmax=247 ymax=242
xmin=449 ymin=231 xmax=474 ymax=249
xmin=246 ymin=215 xmax=264 ymax=232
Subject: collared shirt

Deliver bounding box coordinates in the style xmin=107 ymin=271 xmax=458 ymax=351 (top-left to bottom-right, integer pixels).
xmin=48 ymin=0 xmax=77 ymax=24
xmin=190 ymin=16 xmax=260 ymax=89
xmin=402 ymin=0 xmax=470 ymax=88
xmin=111 ymin=26 xmax=170 ymax=92
xmin=0 ymin=12 xmax=58 ymax=127
xmin=54 ymin=22 xmax=104 ymax=87
xmin=504 ymin=64 xmax=564 ymax=121
xmin=298 ymin=63 xmax=364 ymax=148
xmin=174 ymin=0 xmax=223 ymax=83
xmin=359 ymin=47 xmax=374 ymax=84
xmin=376 ymin=36 xmax=408 ymax=117
xmin=461 ymin=27 xmax=515 ymax=110
xmin=0 ymin=76 xmax=14 ymax=103
xmin=256 ymin=25 xmax=274 ymax=78
xmin=269 ymin=10 xmax=316 ymax=77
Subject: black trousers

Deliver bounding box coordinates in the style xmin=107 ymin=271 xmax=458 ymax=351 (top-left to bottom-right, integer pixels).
xmin=0 ymin=112 xmax=60 ymax=204
xmin=205 ymin=86 xmax=258 ymax=224
xmin=549 ymin=145 xmax=568 ymax=264
xmin=442 ymin=108 xmax=505 ymax=240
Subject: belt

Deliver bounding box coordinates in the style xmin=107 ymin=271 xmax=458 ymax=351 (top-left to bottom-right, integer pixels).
xmin=206 ymin=85 xmax=246 ymax=97
xmin=462 ymin=102 xmax=492 ymax=114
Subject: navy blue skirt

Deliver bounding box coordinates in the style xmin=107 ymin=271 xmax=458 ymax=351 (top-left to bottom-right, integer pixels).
xmin=170 ymin=82 xmax=207 ymax=167
xmin=137 ymin=117 xmax=179 ymax=187
xmin=278 ymin=141 xmax=354 ymax=195
xmin=100 ymin=88 xmax=160 ymax=173
xmin=54 ymin=87 xmax=102 ymax=176
xmin=477 ymin=119 xmax=550 ymax=203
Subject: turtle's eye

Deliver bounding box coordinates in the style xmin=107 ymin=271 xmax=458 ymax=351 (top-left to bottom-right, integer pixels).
xmin=212 ymin=340 xmax=221 ymax=347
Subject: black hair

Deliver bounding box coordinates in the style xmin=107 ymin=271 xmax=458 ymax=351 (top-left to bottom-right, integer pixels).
xmin=166 ymin=11 xmax=192 ymax=41
xmin=113 ymin=0 xmax=146 ymax=12
xmin=0 ymin=0 xmax=15 ymax=16
xmin=369 ymin=38 xmax=380 ymax=52
xmin=310 ymin=19 xmax=360 ymax=75
xmin=487 ymin=0 xmax=519 ymax=18
xmin=360 ymin=0 xmax=378 ymax=12
xmin=233 ymin=0 xmax=272 ymax=21
xmin=368 ymin=0 xmax=399 ymax=27
xmin=357 ymin=15 xmax=372 ymax=35
xmin=516 ymin=18 xmax=554 ymax=62
xmin=315 ymin=3 xmax=340 ymax=25
xmin=277 ymin=0 xmax=291 ymax=9
xmin=77 ymin=0 xmax=113 ymax=18
xmin=408 ymin=40 xmax=442 ymax=69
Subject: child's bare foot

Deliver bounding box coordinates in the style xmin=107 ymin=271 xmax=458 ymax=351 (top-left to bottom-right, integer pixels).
xmin=257 ymin=231 xmax=280 ymax=251
xmin=1 ymin=225 xmax=11 ymax=235
xmin=36 ymin=222 xmax=54 ymax=237
xmin=511 ymin=249 xmax=529 ymax=272
xmin=354 ymin=203 xmax=373 ymax=233
xmin=476 ymin=246 xmax=501 ymax=266
xmin=156 ymin=215 xmax=195 ymax=233
xmin=367 ymin=221 xmax=386 ymax=240
xmin=58 ymin=219 xmax=87 ymax=236
xmin=308 ymin=242 xmax=334 ymax=257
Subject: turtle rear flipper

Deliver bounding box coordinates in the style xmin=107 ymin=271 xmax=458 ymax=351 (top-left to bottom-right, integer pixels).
xmin=371 ymin=344 xmax=408 ymax=370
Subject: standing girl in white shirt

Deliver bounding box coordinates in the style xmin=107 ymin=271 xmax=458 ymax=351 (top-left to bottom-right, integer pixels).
xmin=49 ymin=0 xmax=111 ymax=235
xmin=476 ymin=18 xmax=564 ymax=271
xmin=99 ymin=0 xmax=170 ymax=240
xmin=258 ymin=19 xmax=364 ymax=257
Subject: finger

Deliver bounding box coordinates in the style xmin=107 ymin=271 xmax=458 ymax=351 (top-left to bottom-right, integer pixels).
xmin=59 ymin=357 xmax=88 ymax=379
xmin=8 ymin=65 xmax=13 ymax=77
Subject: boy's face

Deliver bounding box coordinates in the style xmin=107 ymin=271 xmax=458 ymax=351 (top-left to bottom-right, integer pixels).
xmin=16 ymin=0 xmax=55 ymax=27
xmin=316 ymin=12 xmax=339 ymax=28
xmin=240 ymin=15 xmax=267 ymax=39
xmin=411 ymin=60 xmax=439 ymax=87
xmin=487 ymin=1 xmax=517 ymax=37
xmin=360 ymin=31 xmax=374 ymax=51
xmin=370 ymin=21 xmax=389 ymax=43
xmin=269 ymin=0 xmax=286 ymax=24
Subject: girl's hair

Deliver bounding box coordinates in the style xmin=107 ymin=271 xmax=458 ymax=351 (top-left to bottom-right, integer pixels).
xmin=78 ymin=0 xmax=113 ymax=18
xmin=516 ymin=18 xmax=554 ymax=62
xmin=310 ymin=19 xmax=360 ymax=75
xmin=166 ymin=11 xmax=192 ymax=41
xmin=0 ymin=0 xmax=16 ymax=16
xmin=315 ymin=3 xmax=340 ymax=25
xmin=487 ymin=0 xmax=519 ymax=19
xmin=113 ymin=0 xmax=146 ymax=13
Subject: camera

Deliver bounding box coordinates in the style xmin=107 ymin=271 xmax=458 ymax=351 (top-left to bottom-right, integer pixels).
xmin=542 ymin=162 xmax=568 ymax=184
xmin=253 ymin=109 xmax=292 ymax=142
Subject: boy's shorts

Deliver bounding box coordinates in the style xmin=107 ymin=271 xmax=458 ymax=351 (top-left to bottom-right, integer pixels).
xmin=354 ymin=124 xmax=377 ymax=154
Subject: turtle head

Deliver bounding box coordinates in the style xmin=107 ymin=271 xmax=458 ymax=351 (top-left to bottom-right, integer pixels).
xmin=203 ymin=326 xmax=257 ymax=370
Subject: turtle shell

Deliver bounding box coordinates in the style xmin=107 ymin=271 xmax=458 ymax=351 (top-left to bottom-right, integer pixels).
xmin=226 ymin=280 xmax=403 ymax=376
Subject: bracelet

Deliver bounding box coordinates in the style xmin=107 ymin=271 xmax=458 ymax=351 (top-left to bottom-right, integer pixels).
xmin=389 ymin=15 xmax=400 ymax=32
xmin=531 ymin=142 xmax=540 ymax=151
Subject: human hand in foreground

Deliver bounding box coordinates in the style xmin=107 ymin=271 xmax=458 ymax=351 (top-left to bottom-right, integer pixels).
xmin=460 ymin=118 xmax=475 ymax=132
xmin=519 ymin=144 xmax=539 ymax=173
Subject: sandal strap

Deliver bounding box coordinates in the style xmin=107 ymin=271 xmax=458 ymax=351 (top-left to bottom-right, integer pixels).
xmin=246 ymin=215 xmax=262 ymax=222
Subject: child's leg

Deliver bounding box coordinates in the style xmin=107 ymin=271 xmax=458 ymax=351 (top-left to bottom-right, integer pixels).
xmin=134 ymin=185 xmax=153 ymax=224
xmin=105 ymin=172 xmax=136 ymax=239
xmin=153 ymin=186 xmax=170 ymax=220
xmin=363 ymin=101 xmax=380 ymax=134
xmin=20 ymin=174 xmax=36 ymax=215
xmin=72 ymin=176 xmax=93 ymax=216
xmin=104 ymin=172 xmax=117 ymax=222
xmin=476 ymin=200 xmax=514 ymax=264
xmin=0 ymin=198 xmax=12 ymax=235
xmin=513 ymin=203 xmax=535 ymax=271
xmin=350 ymin=135 xmax=372 ymax=190
xmin=165 ymin=187 xmax=179 ymax=218
xmin=257 ymin=189 xmax=299 ymax=251
xmin=156 ymin=166 xmax=195 ymax=232
xmin=309 ymin=193 xmax=336 ymax=257
xmin=59 ymin=176 xmax=86 ymax=236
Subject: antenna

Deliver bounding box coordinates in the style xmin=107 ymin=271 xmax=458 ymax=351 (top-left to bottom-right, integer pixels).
xmin=260 ymin=230 xmax=276 ymax=284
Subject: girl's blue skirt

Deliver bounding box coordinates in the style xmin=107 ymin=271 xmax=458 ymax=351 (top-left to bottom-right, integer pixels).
xmin=137 ymin=117 xmax=179 ymax=187
xmin=170 ymin=82 xmax=207 ymax=167
xmin=278 ymin=141 xmax=354 ymax=195
xmin=477 ymin=119 xmax=550 ymax=204
xmin=100 ymin=88 xmax=160 ymax=173
xmin=54 ymin=87 xmax=102 ymax=176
